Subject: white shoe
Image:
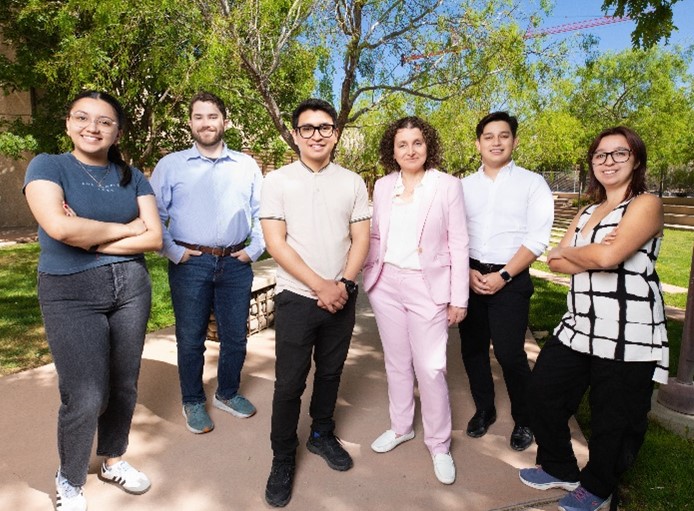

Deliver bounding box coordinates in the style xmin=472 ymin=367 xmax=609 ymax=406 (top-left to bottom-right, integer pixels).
xmin=371 ymin=429 xmax=415 ymax=453
xmin=98 ymin=461 xmax=151 ymax=495
xmin=55 ymin=471 xmax=87 ymax=511
xmin=433 ymin=452 xmax=456 ymax=484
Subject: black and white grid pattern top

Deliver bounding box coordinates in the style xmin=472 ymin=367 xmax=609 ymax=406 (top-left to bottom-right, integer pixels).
xmin=554 ymin=198 xmax=669 ymax=383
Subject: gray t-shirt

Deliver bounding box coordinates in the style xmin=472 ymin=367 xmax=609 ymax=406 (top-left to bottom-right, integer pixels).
xmin=24 ymin=152 xmax=154 ymax=275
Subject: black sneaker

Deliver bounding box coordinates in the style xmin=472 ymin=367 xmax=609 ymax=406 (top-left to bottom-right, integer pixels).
xmin=306 ymin=431 xmax=353 ymax=471
xmin=265 ymin=458 xmax=295 ymax=508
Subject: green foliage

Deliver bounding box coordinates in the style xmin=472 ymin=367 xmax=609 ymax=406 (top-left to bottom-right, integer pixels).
xmin=0 ymin=0 xmax=307 ymax=168
xmin=664 ymin=164 xmax=694 ymax=195
xmin=0 ymin=131 xmax=37 ymax=158
xmin=602 ymin=0 xmax=684 ymax=49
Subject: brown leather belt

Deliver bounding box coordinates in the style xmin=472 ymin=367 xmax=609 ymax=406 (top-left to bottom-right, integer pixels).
xmin=174 ymin=240 xmax=246 ymax=257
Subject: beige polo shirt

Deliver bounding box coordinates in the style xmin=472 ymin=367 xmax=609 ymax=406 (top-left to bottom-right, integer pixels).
xmin=260 ymin=160 xmax=371 ymax=299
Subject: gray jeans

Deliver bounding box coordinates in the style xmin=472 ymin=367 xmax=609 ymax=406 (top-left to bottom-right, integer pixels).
xmin=38 ymin=259 xmax=151 ymax=486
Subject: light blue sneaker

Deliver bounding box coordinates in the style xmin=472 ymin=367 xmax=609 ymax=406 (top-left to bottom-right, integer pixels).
xmin=182 ymin=402 xmax=214 ymax=434
xmin=519 ymin=466 xmax=579 ymax=491
xmin=213 ymin=394 xmax=256 ymax=418
xmin=559 ymin=486 xmax=611 ymax=511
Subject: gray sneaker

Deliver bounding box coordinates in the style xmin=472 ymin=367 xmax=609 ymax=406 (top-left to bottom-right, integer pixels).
xmin=213 ymin=394 xmax=256 ymax=418
xmin=182 ymin=402 xmax=214 ymax=434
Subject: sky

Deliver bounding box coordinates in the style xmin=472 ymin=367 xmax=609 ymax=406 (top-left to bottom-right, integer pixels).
xmin=527 ymin=0 xmax=693 ymax=60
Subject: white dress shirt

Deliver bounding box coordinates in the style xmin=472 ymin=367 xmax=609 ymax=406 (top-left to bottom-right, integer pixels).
xmin=461 ymin=161 xmax=554 ymax=264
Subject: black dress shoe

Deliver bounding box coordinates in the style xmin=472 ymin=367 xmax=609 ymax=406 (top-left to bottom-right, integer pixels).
xmin=510 ymin=424 xmax=534 ymax=451
xmin=466 ymin=408 xmax=497 ymax=438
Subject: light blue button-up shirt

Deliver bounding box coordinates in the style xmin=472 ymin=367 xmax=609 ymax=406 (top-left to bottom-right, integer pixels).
xmin=150 ymin=143 xmax=264 ymax=263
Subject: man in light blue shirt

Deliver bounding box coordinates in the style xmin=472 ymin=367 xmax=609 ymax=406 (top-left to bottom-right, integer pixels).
xmin=150 ymin=92 xmax=264 ymax=434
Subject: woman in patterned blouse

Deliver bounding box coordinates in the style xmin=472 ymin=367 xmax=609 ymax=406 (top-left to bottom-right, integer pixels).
xmin=518 ymin=126 xmax=667 ymax=511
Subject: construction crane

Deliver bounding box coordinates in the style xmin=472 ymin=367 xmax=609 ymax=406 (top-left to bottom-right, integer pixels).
xmin=401 ymin=15 xmax=632 ymax=65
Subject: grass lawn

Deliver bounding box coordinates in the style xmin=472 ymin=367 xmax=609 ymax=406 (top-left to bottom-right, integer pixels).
xmin=658 ymin=228 xmax=694 ymax=289
xmin=0 ymin=244 xmax=173 ymax=376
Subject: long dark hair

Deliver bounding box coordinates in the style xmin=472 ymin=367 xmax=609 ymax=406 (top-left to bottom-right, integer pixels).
xmin=379 ymin=116 xmax=442 ymax=173
xmin=586 ymin=126 xmax=647 ymax=203
xmin=67 ymin=90 xmax=132 ymax=186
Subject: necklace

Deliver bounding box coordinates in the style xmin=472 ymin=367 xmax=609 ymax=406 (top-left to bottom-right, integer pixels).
xmin=75 ymin=157 xmax=112 ymax=188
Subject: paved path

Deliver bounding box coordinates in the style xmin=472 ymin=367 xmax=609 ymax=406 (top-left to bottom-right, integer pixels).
xmin=0 ymin=286 xmax=588 ymax=511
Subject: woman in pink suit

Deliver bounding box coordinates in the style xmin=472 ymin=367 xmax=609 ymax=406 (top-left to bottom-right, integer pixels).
xmin=363 ymin=116 xmax=469 ymax=485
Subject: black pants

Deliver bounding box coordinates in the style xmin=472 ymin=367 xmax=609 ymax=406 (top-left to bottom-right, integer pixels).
xmin=270 ymin=290 xmax=357 ymax=458
xmin=529 ymin=336 xmax=655 ymax=499
xmin=458 ymin=268 xmax=533 ymax=425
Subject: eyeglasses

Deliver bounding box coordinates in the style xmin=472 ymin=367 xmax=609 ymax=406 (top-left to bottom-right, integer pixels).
xmin=591 ymin=149 xmax=632 ymax=165
xmin=295 ymin=124 xmax=335 ymax=139
xmin=69 ymin=113 xmax=119 ymax=132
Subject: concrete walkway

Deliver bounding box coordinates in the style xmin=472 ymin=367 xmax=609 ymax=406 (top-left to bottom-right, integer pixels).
xmin=0 ymin=285 xmax=588 ymax=511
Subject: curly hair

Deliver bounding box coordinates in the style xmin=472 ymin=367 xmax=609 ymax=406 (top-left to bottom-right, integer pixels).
xmin=379 ymin=116 xmax=442 ymax=173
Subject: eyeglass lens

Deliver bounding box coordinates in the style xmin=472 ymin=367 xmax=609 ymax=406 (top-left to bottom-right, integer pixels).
xmin=592 ymin=149 xmax=631 ymax=164
xmin=70 ymin=113 xmax=117 ymax=130
xmin=297 ymin=124 xmax=335 ymax=139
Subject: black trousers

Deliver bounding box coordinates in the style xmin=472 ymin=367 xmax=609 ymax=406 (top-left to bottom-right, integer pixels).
xmin=529 ymin=336 xmax=655 ymax=499
xmin=458 ymin=268 xmax=533 ymax=425
xmin=270 ymin=289 xmax=357 ymax=458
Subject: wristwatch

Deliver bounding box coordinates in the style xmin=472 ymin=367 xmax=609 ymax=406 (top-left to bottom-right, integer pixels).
xmin=499 ymin=269 xmax=513 ymax=283
xmin=340 ymin=278 xmax=358 ymax=295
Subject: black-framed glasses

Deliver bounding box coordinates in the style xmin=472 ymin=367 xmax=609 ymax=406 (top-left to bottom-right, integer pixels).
xmin=69 ymin=113 xmax=119 ymax=132
xmin=296 ymin=124 xmax=335 ymax=139
xmin=591 ymin=149 xmax=632 ymax=165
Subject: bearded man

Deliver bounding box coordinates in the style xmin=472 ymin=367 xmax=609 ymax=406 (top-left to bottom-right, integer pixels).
xmin=150 ymin=91 xmax=264 ymax=434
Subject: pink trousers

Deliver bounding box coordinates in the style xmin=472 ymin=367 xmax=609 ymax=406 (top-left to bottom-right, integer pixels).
xmin=367 ymin=264 xmax=452 ymax=455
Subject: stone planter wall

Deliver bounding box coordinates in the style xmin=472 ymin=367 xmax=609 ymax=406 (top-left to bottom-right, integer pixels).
xmin=206 ymin=259 xmax=277 ymax=341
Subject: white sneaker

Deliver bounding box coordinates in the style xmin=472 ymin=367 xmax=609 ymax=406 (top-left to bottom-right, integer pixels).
xmin=55 ymin=471 xmax=87 ymax=511
xmin=370 ymin=429 xmax=416 ymax=453
xmin=98 ymin=461 xmax=151 ymax=495
xmin=432 ymin=452 xmax=456 ymax=485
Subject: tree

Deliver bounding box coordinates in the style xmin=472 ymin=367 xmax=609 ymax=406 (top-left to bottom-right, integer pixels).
xmin=570 ymin=46 xmax=694 ymax=189
xmin=602 ymin=0 xmax=683 ymax=49
xmin=0 ymin=0 xmax=203 ymax=167
xmin=0 ymin=0 xmax=315 ymax=168
xmin=212 ymin=0 xmax=560 ymax=155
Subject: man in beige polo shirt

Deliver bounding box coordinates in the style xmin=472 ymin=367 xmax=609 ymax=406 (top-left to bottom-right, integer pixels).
xmin=260 ymin=98 xmax=370 ymax=507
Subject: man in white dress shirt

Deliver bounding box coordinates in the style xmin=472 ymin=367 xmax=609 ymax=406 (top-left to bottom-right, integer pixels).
xmin=458 ymin=112 xmax=554 ymax=451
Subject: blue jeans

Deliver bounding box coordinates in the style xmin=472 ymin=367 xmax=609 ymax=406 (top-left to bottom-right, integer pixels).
xmin=168 ymin=254 xmax=253 ymax=404
xmin=38 ymin=259 xmax=151 ymax=487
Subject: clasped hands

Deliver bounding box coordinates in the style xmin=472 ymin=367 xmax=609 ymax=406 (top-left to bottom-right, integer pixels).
xmin=315 ymin=279 xmax=348 ymax=314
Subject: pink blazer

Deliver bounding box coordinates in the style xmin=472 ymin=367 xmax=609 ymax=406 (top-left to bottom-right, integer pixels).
xmin=363 ymin=170 xmax=469 ymax=307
